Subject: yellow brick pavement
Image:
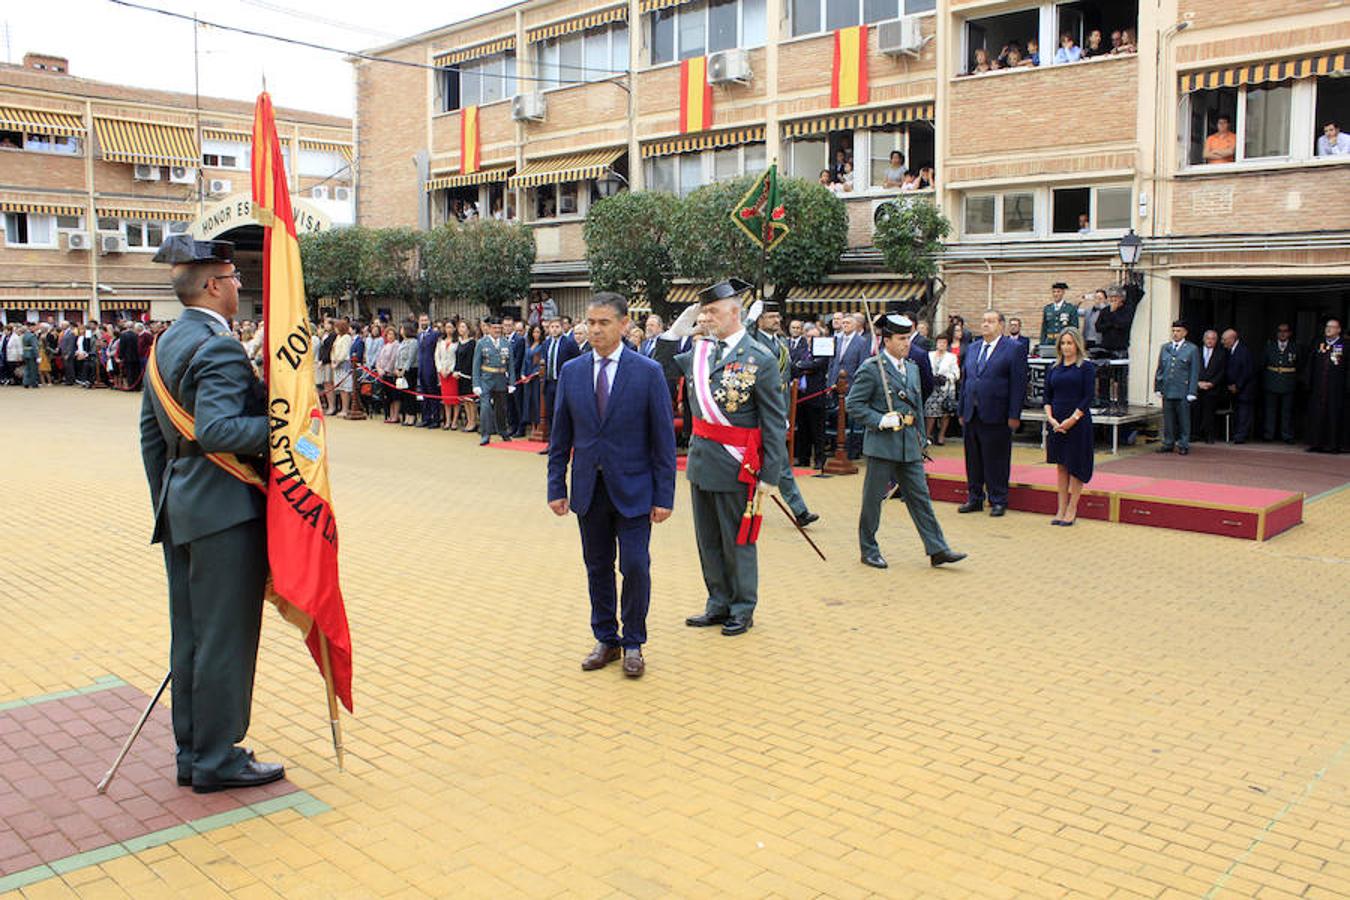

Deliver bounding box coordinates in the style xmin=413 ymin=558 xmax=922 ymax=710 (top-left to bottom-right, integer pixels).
xmin=1 ymin=387 xmax=1347 ymax=898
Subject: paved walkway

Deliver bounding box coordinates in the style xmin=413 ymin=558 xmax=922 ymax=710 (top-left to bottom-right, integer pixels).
xmin=2 ymin=387 xmax=1348 ymax=898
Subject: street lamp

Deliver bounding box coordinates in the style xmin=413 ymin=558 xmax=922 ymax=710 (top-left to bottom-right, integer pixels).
xmin=1117 ymin=228 xmax=1143 ymax=268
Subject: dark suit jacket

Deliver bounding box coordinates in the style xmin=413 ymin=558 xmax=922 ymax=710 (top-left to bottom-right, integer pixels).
xmin=959 ymin=337 xmax=1029 ymax=424
xmin=542 ymin=334 xmax=580 ymax=381
xmin=547 ymin=348 xmax=676 ymax=518
xmin=827 ymin=332 xmax=868 ymax=387
xmin=118 ymin=330 xmax=140 ymax=364
xmin=1198 ymin=345 xmax=1228 ymax=390
xmin=791 ymin=337 xmax=827 ymax=404
xmin=139 ymin=309 xmax=267 ymax=546
xmin=907 ymin=340 xmax=934 ymax=401
xmin=1225 ymin=342 xmax=1256 ymax=398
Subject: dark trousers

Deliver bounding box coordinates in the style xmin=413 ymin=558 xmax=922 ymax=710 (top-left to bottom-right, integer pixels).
xmin=543 ymin=379 xmax=560 ymax=430
xmin=690 ymin=485 xmax=758 ymax=620
xmin=796 ymin=403 xmax=827 ymax=467
xmin=480 ymin=388 xmax=510 ymax=439
xmin=860 ymin=457 xmax=948 ymax=558
xmin=963 ymin=419 xmax=1013 ymax=506
xmin=419 ymin=372 xmax=441 ymax=426
xmin=121 ymin=357 xmax=142 ymax=390
xmin=162 ymin=519 xmax=266 ymax=784
xmin=62 ymin=353 xmax=76 ymax=384
xmin=510 ymin=380 xmax=525 ymax=433
xmin=1232 ymin=393 xmax=1254 ymax=442
xmin=577 ymin=474 xmax=652 ymax=648
xmin=1195 ymin=390 xmax=1222 ymax=442
xmin=1264 ymin=390 xmax=1295 ymax=441
xmin=1162 ymin=397 xmax=1191 ymax=449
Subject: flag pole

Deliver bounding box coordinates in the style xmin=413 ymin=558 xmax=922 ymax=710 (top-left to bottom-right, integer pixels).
xmin=319 ymin=633 xmax=345 ymax=771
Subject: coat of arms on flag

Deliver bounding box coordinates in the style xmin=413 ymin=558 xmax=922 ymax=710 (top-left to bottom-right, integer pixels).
xmin=730 ymin=164 xmax=789 ymax=251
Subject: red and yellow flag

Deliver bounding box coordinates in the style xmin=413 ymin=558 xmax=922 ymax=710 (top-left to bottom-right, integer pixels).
xmin=831 ymin=25 xmax=870 ymax=108
xmin=252 ymin=92 xmax=354 ymax=713
xmin=679 ymin=57 xmax=713 ymax=134
xmin=460 ymin=104 xmax=480 ymax=175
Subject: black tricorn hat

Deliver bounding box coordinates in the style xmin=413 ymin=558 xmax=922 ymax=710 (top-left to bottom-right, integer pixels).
xmin=1052 ymin=281 xmax=1069 ymax=290
xmin=484 ymin=315 xmax=502 ymax=325
xmin=501 ymin=306 xmax=522 ymax=319
xmin=698 ymin=277 xmax=755 ymax=306
xmin=1171 ymin=319 xmax=1187 ymax=329
xmin=874 ymin=313 xmax=914 ymax=336
xmin=152 ymin=234 xmax=234 ymax=265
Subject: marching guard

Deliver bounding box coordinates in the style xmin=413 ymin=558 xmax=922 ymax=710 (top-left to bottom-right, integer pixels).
xmin=140 ymin=235 xmax=284 ymax=792
xmin=846 ymin=313 xmax=967 ymax=570
xmin=666 ymin=278 xmax=787 ymax=636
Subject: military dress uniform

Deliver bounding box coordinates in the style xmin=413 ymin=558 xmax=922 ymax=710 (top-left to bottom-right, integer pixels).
xmin=676 ymin=280 xmax=786 ymax=635
xmin=472 ymin=321 xmax=517 ymax=444
xmin=1262 ymin=338 xmax=1300 ymax=443
xmin=1039 ymin=285 xmax=1080 ymax=346
xmin=1153 ymin=327 xmax=1200 ymax=453
xmin=747 ymin=309 xmax=817 ymax=527
xmin=139 ymin=236 xmax=281 ymax=792
xmin=1306 ymin=332 xmax=1346 ymax=453
xmin=846 ymin=314 xmax=964 ymax=569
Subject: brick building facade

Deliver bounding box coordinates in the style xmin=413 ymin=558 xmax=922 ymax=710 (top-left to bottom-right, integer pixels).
xmin=1 ymin=53 xmax=353 ymax=323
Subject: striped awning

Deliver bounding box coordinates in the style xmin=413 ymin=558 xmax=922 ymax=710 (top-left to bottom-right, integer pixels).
xmin=0 ymin=105 xmax=85 ymax=137
xmin=433 ymin=36 xmax=516 ymax=67
xmin=782 ymin=102 xmax=934 ymax=139
xmin=1179 ymin=50 xmax=1349 ymax=92
xmin=641 ymin=125 xmax=766 ymax=158
xmin=427 ymin=164 xmax=514 ymax=191
xmin=2 ymin=299 xmax=89 ymax=310
xmin=202 ymin=127 xmax=251 ymax=142
xmin=95 ymin=205 xmax=196 ymax=222
xmin=510 ymin=147 xmax=624 ymax=188
xmin=787 ymin=281 xmax=927 ymax=307
xmin=101 ymin=299 xmax=151 ymax=311
xmin=638 ymin=0 xmax=694 ymax=12
xmin=666 ymin=284 xmax=700 ymax=304
xmin=528 ymin=4 xmax=627 ymax=43
xmin=300 ymin=139 xmax=354 ymax=163
xmin=0 ymin=196 xmax=86 ymax=217
xmin=93 ymin=117 xmax=199 ymax=167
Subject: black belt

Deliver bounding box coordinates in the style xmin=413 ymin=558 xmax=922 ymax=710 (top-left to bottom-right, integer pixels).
xmin=169 ymin=440 xmax=204 ymax=459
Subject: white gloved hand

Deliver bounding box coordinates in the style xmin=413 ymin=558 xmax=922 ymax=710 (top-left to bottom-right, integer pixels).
xmin=879 ymin=411 xmax=901 ymax=431
xmin=508 ymin=386 xmax=516 ymax=394
xmin=473 ymin=387 xmax=483 ymax=396
xmin=666 ymin=303 xmax=700 ymax=339
xmin=1186 ymin=394 xmax=1196 ymax=402
xmin=745 ymin=299 xmax=764 ymax=325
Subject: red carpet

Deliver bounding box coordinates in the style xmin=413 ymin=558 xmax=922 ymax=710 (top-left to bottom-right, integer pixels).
xmin=922 ymin=457 xmax=1302 ymax=541
xmin=481 ymin=439 xmax=817 ymax=476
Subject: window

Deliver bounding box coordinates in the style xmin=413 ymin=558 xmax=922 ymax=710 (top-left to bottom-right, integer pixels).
xmin=962 ymin=2 xmax=1136 ymax=74
xmin=202 ymin=139 xmax=247 ymax=170
xmin=650 ymin=0 xmax=766 ymax=65
xmin=97 ymin=217 xmax=118 ymax=231
xmin=123 ymin=219 xmax=168 ymax=250
xmin=1315 ymin=78 xmax=1350 ymax=157
xmin=1051 ymin=184 xmax=1131 ymax=233
xmin=647 ymin=144 xmax=767 ymax=196
xmin=440 ymin=51 xmax=516 ymax=110
xmin=0 ymin=129 xmax=22 ymax=149
xmin=3 ymin=213 xmax=56 ymax=246
xmin=1244 ymin=84 xmax=1291 ymax=160
xmin=298 ymin=148 xmax=345 ymax=178
xmin=793 ymin=0 xmax=933 ymax=38
xmin=529 ymin=180 xmax=594 ymax=221
xmin=1185 ymin=85 xmax=1297 ymax=166
xmin=962 ymin=192 xmax=1036 ymax=237
xmin=55 ymin=215 xmax=83 ymax=231
xmin=788 ymin=137 xmax=827 ymax=181
xmin=962 ymin=9 xmax=1038 ymax=74
xmin=536 ymin=25 xmax=624 ymax=88
xmin=23 ymin=134 xmax=81 ymax=155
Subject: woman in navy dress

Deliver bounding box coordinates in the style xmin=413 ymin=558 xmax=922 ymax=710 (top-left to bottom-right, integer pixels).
xmin=1043 ymin=327 xmax=1096 ymax=525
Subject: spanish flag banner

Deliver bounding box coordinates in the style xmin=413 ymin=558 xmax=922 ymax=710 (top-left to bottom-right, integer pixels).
xmin=461 ymin=104 xmax=480 ymax=174
xmin=252 ymin=91 xmax=354 ymax=717
xmin=831 ymin=25 xmax=870 ymax=108
xmin=679 ymin=57 xmax=713 ymax=134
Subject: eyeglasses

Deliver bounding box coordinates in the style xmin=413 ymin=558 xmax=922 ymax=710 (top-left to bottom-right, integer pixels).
xmin=203 ymin=270 xmax=243 ymax=288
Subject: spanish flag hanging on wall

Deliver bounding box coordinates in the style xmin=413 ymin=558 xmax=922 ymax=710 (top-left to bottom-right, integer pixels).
xmin=831 ymin=25 xmax=870 ymax=108
xmin=461 ymin=104 xmax=480 ymax=174
xmin=252 ymin=91 xmax=354 ymax=714
xmin=679 ymin=57 xmax=713 ymax=134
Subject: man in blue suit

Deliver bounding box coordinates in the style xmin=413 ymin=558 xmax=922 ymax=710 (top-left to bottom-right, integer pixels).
xmin=548 ymin=293 xmax=677 ymax=679
xmin=1221 ymin=328 xmax=1256 ymax=443
xmin=958 ymin=309 xmax=1029 ymax=516
xmin=504 ymin=312 xmax=527 ymax=435
xmin=416 ymin=314 xmax=440 ymax=428
xmin=828 ymin=314 xmax=869 ymax=458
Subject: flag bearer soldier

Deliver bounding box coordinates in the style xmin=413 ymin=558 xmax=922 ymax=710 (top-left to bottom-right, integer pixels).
xmin=472 ymin=315 xmax=517 ymax=445
xmin=847 ymin=313 xmax=967 ymax=570
xmin=665 ymin=278 xmax=787 ymax=636
xmin=746 ymin=298 xmax=819 ymax=528
xmin=139 ymin=235 xmax=284 ymax=793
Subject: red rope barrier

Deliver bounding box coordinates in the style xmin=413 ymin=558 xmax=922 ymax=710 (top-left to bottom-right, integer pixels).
xmin=354 ymin=362 xmax=538 ymax=403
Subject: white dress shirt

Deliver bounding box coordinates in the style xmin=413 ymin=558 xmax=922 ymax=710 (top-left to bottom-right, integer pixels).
xmin=591 ymin=343 xmax=624 ymax=390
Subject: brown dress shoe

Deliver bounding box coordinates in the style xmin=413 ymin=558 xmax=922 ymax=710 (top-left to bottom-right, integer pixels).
xmin=622 ymin=648 xmax=645 ymax=678
xmin=581 ymin=643 xmax=621 ymax=671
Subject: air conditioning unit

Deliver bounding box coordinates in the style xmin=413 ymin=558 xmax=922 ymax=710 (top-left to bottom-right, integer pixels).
xmin=877 ymin=17 xmax=924 ymax=55
xmin=207 ymin=178 xmax=232 ymax=196
xmin=99 ymin=232 xmax=127 ymax=254
xmin=310 ymin=185 xmax=329 ymax=201
xmin=333 ymin=186 xmax=352 ymax=202
xmin=64 ymin=231 xmax=91 ymax=251
xmin=133 ymin=164 xmax=161 ymax=181
xmin=511 ymin=92 xmax=546 ymax=122
xmin=168 ymin=166 xmax=196 ymax=184
xmin=872 ymin=198 xmax=901 ymax=227
xmin=708 ymin=48 xmax=752 ymax=85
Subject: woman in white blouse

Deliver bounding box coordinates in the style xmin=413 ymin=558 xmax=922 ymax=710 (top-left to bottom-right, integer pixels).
xmin=925 ymin=334 xmax=961 ymax=445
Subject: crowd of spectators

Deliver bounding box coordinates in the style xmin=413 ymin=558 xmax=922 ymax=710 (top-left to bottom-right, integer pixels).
xmin=964 ymin=28 xmax=1136 ymax=76
xmin=1 ymin=318 xmax=159 ymax=390
xmin=816 ymin=147 xmax=935 ymax=196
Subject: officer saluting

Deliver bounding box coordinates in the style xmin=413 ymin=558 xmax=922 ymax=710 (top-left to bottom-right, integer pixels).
xmin=140 ymin=235 xmax=284 ymax=793
xmin=847 ymin=313 xmax=966 ymax=570
xmin=666 ymin=278 xmax=786 ymax=636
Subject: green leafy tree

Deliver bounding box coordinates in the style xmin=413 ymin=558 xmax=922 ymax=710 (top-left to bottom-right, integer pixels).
xmin=440 ymin=219 xmax=536 ymax=316
xmin=298 ymin=226 xmax=377 ymax=317
xmin=584 ymin=191 xmax=681 ymax=319
xmin=873 ymin=198 xmax=951 ymax=281
xmin=670 ymin=174 xmax=848 ymax=301
xmin=367 ymin=227 xmax=428 ymax=315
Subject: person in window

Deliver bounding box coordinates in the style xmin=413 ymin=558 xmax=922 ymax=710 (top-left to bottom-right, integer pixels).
xmin=1109 ymin=30 xmax=1122 ymax=52
xmin=971 ymin=47 xmax=998 ymax=74
xmin=1204 ymin=115 xmax=1237 ymax=164
xmin=832 ymin=148 xmax=849 ymax=182
xmin=1113 ymin=29 xmax=1136 ymax=54
xmin=1023 ymin=39 xmax=1040 ymax=67
xmin=1003 ymin=46 xmax=1025 ymax=68
xmin=0 ymin=135 xmax=18 ymax=149
xmin=1054 ymin=32 xmax=1082 ymax=64
xmin=1082 ymin=29 xmax=1109 ymax=58
xmin=1317 ymin=120 xmax=1350 ymax=156
xmin=835 ymin=161 xmax=857 ymax=194
xmin=1077 ymin=213 xmax=1091 ymax=234
xmin=883 ymin=150 xmax=907 ymax=189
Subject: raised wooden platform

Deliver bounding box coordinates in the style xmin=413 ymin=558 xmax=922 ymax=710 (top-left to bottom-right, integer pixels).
xmin=923 ymin=458 xmax=1303 ymax=541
